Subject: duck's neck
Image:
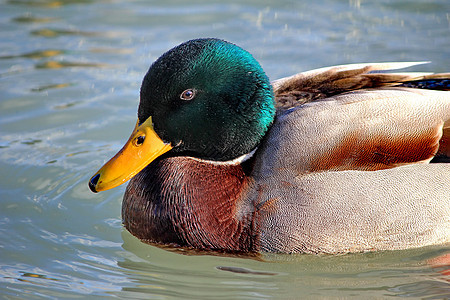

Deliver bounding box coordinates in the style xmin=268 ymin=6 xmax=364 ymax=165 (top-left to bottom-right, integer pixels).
xmin=122 ymin=156 xmax=258 ymax=252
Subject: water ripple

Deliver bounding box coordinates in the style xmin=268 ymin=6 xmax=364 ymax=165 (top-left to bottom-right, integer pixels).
xmin=0 ymin=49 xmax=65 ymax=60
xmin=35 ymin=60 xmax=110 ymax=69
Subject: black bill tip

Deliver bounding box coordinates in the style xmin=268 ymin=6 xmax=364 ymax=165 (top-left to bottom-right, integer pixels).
xmin=89 ymin=174 xmax=100 ymax=193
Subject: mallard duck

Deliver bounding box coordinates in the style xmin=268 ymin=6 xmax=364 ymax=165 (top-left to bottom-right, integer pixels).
xmin=89 ymin=38 xmax=450 ymax=254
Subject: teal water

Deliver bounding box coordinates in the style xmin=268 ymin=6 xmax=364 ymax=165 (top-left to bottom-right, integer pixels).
xmin=1 ymin=0 xmax=449 ymax=298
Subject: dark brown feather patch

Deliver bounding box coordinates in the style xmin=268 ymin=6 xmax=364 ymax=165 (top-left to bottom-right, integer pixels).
xmin=311 ymin=125 xmax=442 ymax=172
xmin=123 ymin=157 xmax=258 ymax=252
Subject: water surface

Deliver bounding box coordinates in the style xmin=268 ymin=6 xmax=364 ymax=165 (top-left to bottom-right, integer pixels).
xmin=1 ymin=0 xmax=449 ymax=298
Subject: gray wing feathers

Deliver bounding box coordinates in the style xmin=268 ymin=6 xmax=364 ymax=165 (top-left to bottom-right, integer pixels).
xmin=250 ymin=63 xmax=450 ymax=253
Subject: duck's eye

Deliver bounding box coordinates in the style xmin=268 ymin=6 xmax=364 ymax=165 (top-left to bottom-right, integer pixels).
xmin=180 ymin=89 xmax=196 ymax=101
xmin=133 ymin=135 xmax=145 ymax=147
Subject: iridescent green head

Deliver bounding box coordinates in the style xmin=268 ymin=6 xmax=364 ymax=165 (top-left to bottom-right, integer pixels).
xmin=139 ymin=38 xmax=275 ymax=161
xmin=89 ymin=39 xmax=275 ymax=192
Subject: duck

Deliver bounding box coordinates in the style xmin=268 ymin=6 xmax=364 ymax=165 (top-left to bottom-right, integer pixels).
xmin=89 ymin=38 xmax=450 ymax=254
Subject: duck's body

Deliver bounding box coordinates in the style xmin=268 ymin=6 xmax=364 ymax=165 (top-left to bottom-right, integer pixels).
xmin=90 ymin=39 xmax=450 ymax=254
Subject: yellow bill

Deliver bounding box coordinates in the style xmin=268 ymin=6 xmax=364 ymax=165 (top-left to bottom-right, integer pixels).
xmin=89 ymin=117 xmax=172 ymax=192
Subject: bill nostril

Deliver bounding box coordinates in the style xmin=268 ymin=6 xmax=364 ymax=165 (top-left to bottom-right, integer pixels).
xmin=89 ymin=174 xmax=100 ymax=193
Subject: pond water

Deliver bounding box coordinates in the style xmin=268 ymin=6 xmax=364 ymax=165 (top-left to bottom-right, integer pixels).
xmin=1 ymin=0 xmax=449 ymax=298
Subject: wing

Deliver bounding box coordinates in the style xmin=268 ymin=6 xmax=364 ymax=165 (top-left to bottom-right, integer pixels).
xmin=255 ymin=63 xmax=450 ymax=175
xmin=272 ymin=62 xmax=450 ymax=110
xmin=304 ymin=87 xmax=450 ymax=172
